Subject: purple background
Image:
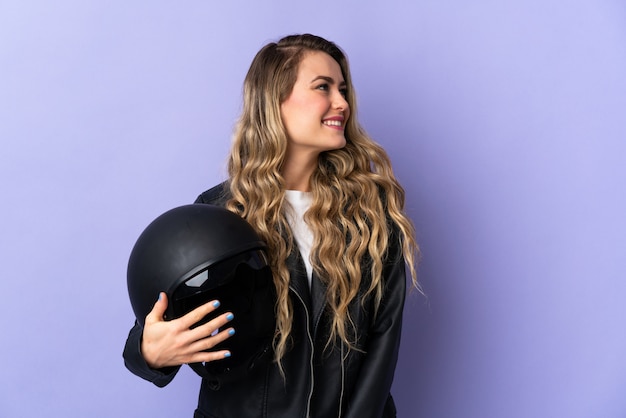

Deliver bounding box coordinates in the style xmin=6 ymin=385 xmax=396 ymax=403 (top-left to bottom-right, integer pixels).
xmin=1 ymin=1 xmax=625 ymax=417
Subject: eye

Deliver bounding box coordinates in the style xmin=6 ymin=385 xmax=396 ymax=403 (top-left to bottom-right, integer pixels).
xmin=316 ymin=83 xmax=329 ymax=92
xmin=339 ymin=87 xmax=348 ymax=98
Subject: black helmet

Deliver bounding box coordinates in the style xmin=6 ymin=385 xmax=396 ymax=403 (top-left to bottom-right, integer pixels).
xmin=127 ymin=204 xmax=276 ymax=387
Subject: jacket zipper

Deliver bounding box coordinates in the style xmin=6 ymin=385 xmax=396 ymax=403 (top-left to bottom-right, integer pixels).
xmin=290 ymin=286 xmax=315 ymax=418
xmin=295 ymin=288 xmax=346 ymax=418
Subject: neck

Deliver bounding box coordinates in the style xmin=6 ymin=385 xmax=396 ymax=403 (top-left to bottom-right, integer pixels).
xmin=282 ymin=149 xmax=318 ymax=192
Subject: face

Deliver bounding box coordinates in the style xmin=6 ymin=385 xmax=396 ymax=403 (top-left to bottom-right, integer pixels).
xmin=280 ymin=51 xmax=350 ymax=161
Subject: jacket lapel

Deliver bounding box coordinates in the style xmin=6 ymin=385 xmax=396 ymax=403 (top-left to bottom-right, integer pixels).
xmin=286 ymin=247 xmax=312 ymax=310
xmin=310 ymin=272 xmax=327 ymax=338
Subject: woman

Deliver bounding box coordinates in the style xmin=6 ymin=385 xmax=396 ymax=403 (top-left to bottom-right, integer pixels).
xmin=124 ymin=33 xmax=419 ymax=418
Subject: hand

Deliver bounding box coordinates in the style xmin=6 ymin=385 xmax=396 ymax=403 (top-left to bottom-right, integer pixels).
xmin=141 ymin=292 xmax=235 ymax=369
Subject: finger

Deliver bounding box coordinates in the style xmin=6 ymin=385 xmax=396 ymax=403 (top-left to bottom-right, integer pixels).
xmin=189 ymin=326 xmax=236 ymax=354
xmin=187 ymin=349 xmax=233 ymax=365
xmin=188 ymin=311 xmax=235 ymax=342
xmin=145 ymin=292 xmax=168 ymax=325
xmin=179 ymin=299 xmax=222 ymax=329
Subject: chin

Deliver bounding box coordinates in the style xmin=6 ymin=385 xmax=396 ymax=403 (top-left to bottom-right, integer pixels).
xmin=325 ymin=139 xmax=346 ymax=152
xmin=331 ymin=134 xmax=347 ymax=149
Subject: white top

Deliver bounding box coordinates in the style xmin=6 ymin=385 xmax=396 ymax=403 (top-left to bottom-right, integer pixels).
xmin=284 ymin=190 xmax=314 ymax=286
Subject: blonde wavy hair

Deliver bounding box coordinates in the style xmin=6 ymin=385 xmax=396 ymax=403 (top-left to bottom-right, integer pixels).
xmin=225 ymin=34 xmax=419 ymax=365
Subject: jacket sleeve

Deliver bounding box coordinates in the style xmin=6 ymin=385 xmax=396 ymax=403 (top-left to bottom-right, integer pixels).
xmin=123 ymin=322 xmax=181 ymax=387
xmin=344 ymin=233 xmax=407 ymax=418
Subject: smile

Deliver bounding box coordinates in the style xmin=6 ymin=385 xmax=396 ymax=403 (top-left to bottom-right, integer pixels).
xmin=323 ymin=120 xmax=343 ymax=127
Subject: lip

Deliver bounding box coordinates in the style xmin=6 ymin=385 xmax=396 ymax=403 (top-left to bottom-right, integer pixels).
xmin=322 ymin=115 xmax=345 ymax=130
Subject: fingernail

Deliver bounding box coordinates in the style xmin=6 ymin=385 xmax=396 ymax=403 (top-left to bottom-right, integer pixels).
xmin=224 ymin=351 xmax=231 ymax=358
xmin=226 ymin=313 xmax=234 ymax=321
xmin=158 ymin=293 xmax=163 ymax=301
xmin=228 ymin=328 xmax=236 ymax=336
xmin=213 ymin=300 xmax=221 ymax=308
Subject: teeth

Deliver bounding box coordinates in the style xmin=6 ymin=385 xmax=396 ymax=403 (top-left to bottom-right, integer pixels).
xmin=323 ymin=120 xmax=343 ymax=127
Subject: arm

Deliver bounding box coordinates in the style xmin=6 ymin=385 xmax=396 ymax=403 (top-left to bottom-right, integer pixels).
xmin=123 ymin=293 xmax=235 ymax=387
xmin=344 ymin=236 xmax=407 ymax=418
xmin=123 ymin=320 xmax=180 ymax=388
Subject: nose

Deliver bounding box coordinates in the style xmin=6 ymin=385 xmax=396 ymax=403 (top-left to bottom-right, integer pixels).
xmin=333 ymin=90 xmax=349 ymax=113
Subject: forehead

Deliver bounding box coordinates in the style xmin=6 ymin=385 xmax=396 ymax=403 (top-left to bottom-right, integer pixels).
xmin=296 ymin=51 xmax=344 ymax=82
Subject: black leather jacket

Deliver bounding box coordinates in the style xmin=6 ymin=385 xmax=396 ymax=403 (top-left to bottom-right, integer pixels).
xmin=123 ymin=183 xmax=407 ymax=417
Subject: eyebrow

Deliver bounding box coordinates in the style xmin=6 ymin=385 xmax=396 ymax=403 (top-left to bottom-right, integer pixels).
xmin=310 ymin=75 xmax=346 ymax=87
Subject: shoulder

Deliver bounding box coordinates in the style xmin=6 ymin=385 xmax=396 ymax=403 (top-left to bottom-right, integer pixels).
xmin=194 ymin=181 xmax=231 ymax=206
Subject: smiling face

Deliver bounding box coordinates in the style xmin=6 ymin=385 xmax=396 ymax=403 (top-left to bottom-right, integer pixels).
xmin=280 ymin=51 xmax=351 ymax=162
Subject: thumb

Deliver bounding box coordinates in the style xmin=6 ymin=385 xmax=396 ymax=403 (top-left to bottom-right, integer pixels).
xmin=145 ymin=292 xmax=168 ymax=325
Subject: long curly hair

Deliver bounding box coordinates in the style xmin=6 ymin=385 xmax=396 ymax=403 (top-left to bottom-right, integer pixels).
xmin=225 ymin=34 xmax=419 ymax=366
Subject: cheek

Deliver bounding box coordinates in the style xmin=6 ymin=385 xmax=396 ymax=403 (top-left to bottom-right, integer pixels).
xmin=281 ymin=98 xmax=303 ymax=125
xmin=281 ymin=108 xmax=305 ymax=142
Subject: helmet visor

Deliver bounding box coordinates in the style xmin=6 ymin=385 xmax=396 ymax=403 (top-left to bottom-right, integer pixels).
xmin=165 ymin=249 xmax=270 ymax=323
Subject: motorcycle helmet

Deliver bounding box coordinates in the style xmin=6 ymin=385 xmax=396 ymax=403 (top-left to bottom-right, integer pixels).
xmin=127 ymin=204 xmax=276 ymax=387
